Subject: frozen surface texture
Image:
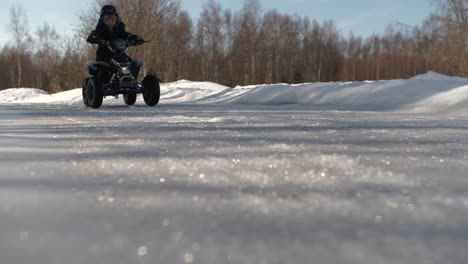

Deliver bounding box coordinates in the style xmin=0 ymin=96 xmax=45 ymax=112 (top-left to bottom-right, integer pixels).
xmin=1 ymin=72 xmax=468 ymax=263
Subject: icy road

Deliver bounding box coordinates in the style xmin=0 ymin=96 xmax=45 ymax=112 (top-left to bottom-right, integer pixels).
xmin=1 ymin=103 xmax=468 ymax=264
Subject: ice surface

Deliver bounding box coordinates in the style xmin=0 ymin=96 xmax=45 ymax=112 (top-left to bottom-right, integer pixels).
xmin=1 ymin=72 xmax=468 ymax=264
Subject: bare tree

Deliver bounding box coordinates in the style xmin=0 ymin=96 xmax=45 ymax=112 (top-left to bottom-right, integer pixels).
xmin=7 ymin=4 xmax=31 ymax=87
xmin=196 ymin=0 xmax=225 ymax=82
xmin=235 ymin=0 xmax=262 ymax=84
xmin=434 ymin=0 xmax=468 ymax=74
xmin=260 ymin=10 xmax=282 ymax=83
xmin=35 ymin=23 xmax=61 ymax=92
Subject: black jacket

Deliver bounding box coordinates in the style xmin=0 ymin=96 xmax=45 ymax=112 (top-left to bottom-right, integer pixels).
xmin=87 ymin=19 xmax=132 ymax=61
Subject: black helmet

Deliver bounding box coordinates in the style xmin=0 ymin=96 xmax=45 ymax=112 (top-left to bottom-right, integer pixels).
xmin=100 ymin=5 xmax=118 ymax=17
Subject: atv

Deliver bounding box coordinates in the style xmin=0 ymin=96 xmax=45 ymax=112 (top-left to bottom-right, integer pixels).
xmin=82 ymin=39 xmax=160 ymax=108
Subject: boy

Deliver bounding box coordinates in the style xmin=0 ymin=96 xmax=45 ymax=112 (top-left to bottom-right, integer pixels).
xmin=86 ymin=5 xmax=144 ymax=80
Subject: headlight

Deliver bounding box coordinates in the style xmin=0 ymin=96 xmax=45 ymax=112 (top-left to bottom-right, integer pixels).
xmin=121 ymin=67 xmax=131 ymax=74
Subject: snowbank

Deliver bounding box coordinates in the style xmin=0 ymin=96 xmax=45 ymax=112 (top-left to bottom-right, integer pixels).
xmin=0 ymin=88 xmax=48 ymax=103
xmin=161 ymin=80 xmax=232 ymax=103
xmin=0 ymin=88 xmax=81 ymax=105
xmin=1 ymin=72 xmax=468 ymax=114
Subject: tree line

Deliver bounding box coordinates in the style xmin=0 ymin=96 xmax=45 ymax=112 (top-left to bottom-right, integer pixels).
xmin=0 ymin=0 xmax=467 ymax=91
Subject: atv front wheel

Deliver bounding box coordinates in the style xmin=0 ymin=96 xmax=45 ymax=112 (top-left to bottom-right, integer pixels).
xmin=142 ymin=75 xmax=160 ymax=107
xmin=86 ymin=78 xmax=104 ymax=109
xmin=123 ymin=93 xmax=137 ymax=105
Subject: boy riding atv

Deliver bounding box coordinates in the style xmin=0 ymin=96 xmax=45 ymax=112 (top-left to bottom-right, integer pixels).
xmin=87 ymin=5 xmax=145 ymax=82
xmin=82 ymin=5 xmax=160 ymax=108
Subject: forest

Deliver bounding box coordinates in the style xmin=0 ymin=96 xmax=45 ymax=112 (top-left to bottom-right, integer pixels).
xmin=0 ymin=0 xmax=467 ymax=92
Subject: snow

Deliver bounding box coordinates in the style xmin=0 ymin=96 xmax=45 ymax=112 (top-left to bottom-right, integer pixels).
xmin=0 ymin=88 xmax=48 ymax=103
xmin=2 ymin=71 xmax=468 ymax=114
xmin=0 ymin=88 xmax=81 ymax=105
xmin=162 ymin=80 xmax=233 ymax=103
xmin=1 ymin=71 xmax=468 ymax=264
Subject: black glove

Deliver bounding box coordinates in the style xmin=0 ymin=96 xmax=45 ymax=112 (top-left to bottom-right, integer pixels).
xmin=128 ymin=34 xmax=145 ymax=46
xmin=87 ymin=31 xmax=110 ymax=46
xmin=99 ymin=39 xmax=111 ymax=46
xmin=86 ymin=31 xmax=100 ymax=44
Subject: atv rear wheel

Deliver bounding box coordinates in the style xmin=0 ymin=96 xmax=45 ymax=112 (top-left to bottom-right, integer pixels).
xmin=86 ymin=78 xmax=104 ymax=109
xmin=82 ymin=78 xmax=90 ymax=107
xmin=142 ymin=75 xmax=160 ymax=107
xmin=123 ymin=93 xmax=137 ymax=105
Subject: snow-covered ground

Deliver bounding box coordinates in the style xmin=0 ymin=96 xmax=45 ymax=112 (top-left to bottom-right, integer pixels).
xmin=1 ymin=72 xmax=468 ymax=264
xmin=2 ymin=71 xmax=468 ymax=114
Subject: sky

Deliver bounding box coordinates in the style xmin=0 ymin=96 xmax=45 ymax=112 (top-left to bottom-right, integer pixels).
xmin=0 ymin=0 xmax=434 ymax=47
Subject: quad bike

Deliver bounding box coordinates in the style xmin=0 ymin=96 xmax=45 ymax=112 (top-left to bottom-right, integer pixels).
xmin=82 ymin=39 xmax=160 ymax=108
